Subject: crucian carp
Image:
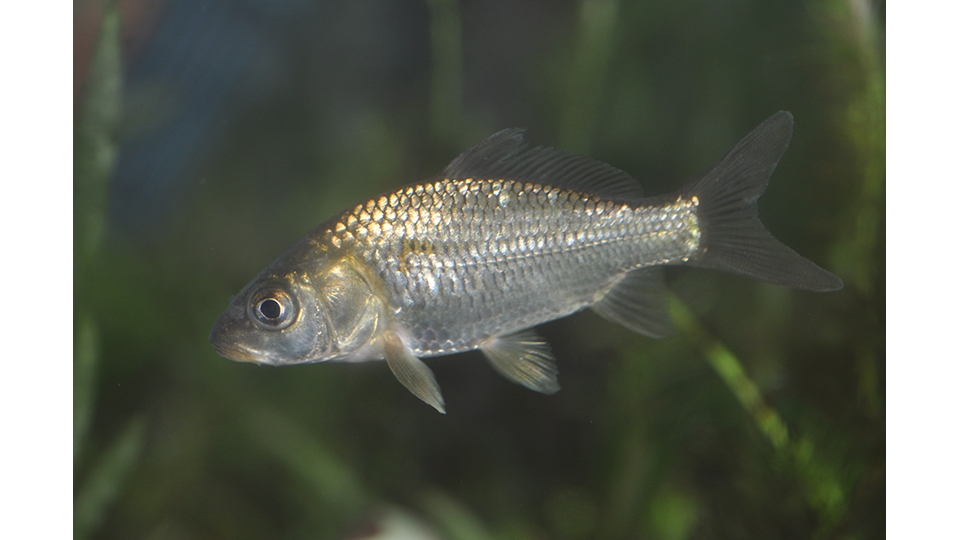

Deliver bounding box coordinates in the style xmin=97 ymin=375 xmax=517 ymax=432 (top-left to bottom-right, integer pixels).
xmin=210 ymin=112 xmax=842 ymax=413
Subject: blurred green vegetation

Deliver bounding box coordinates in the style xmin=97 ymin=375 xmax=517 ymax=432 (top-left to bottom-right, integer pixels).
xmin=75 ymin=0 xmax=884 ymax=538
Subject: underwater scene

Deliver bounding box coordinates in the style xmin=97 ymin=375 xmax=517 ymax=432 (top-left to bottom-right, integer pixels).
xmin=75 ymin=0 xmax=884 ymax=538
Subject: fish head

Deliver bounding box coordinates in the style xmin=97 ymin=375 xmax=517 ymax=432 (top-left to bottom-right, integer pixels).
xmin=210 ymin=253 xmax=388 ymax=366
xmin=209 ymin=269 xmax=327 ymax=366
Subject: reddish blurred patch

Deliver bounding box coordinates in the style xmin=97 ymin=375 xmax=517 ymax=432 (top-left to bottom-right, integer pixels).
xmin=73 ymin=0 xmax=166 ymax=108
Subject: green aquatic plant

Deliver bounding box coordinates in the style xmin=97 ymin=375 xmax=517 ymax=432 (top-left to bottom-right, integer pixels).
xmin=74 ymin=2 xmax=148 ymax=539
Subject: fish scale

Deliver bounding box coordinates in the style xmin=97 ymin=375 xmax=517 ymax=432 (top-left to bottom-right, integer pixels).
xmin=210 ymin=112 xmax=843 ymax=413
xmin=319 ymin=178 xmax=701 ymax=357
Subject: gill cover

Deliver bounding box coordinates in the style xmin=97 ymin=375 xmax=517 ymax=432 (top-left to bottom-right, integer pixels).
xmin=317 ymin=260 xmax=388 ymax=361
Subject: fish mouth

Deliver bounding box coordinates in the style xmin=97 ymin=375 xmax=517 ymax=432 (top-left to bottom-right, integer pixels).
xmin=209 ymin=335 xmax=259 ymax=364
xmin=209 ymin=327 xmax=290 ymax=366
xmin=208 ymin=322 xmax=264 ymax=364
xmin=209 ymin=305 xmax=263 ymax=364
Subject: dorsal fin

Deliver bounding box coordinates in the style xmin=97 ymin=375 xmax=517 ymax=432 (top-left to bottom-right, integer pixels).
xmin=438 ymin=128 xmax=644 ymax=201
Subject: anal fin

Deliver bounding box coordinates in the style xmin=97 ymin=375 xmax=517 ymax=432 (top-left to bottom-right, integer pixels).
xmin=382 ymin=331 xmax=446 ymax=413
xmin=479 ymin=330 xmax=560 ymax=394
xmin=590 ymin=267 xmax=672 ymax=338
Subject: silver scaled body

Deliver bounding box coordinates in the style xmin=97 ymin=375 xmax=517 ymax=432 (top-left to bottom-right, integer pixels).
xmin=324 ymin=179 xmax=699 ymax=358
xmin=210 ymin=112 xmax=842 ymax=413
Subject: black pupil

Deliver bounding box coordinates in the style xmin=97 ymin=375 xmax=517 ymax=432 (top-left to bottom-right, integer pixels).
xmin=259 ymin=298 xmax=282 ymax=319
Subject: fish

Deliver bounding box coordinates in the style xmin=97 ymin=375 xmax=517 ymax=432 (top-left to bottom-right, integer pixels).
xmin=210 ymin=111 xmax=842 ymax=413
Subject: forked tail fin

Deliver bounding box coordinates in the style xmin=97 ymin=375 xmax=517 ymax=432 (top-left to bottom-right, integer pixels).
xmin=683 ymin=111 xmax=843 ymax=291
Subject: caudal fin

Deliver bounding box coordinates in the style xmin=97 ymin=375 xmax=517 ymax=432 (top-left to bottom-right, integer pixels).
xmin=683 ymin=111 xmax=843 ymax=292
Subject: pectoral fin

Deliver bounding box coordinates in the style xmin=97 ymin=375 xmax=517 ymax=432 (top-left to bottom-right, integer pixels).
xmin=479 ymin=330 xmax=560 ymax=394
xmin=382 ymin=331 xmax=445 ymax=414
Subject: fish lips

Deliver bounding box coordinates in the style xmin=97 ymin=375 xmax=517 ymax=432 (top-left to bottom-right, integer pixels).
xmin=208 ymin=304 xmax=282 ymax=365
xmin=209 ymin=307 xmax=261 ymax=364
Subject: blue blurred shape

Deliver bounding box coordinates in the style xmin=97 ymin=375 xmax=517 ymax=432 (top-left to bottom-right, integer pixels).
xmin=110 ymin=0 xmax=311 ymax=238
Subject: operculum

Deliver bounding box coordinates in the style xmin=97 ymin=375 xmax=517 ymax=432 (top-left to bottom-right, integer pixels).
xmin=318 ymin=258 xmax=389 ymax=359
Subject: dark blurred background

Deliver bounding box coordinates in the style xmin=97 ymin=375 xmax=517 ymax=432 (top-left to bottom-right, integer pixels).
xmin=74 ymin=0 xmax=884 ymax=538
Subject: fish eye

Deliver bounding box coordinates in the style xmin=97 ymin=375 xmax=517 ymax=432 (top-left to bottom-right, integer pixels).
xmin=259 ymin=298 xmax=282 ymax=319
xmin=248 ymin=285 xmax=299 ymax=331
